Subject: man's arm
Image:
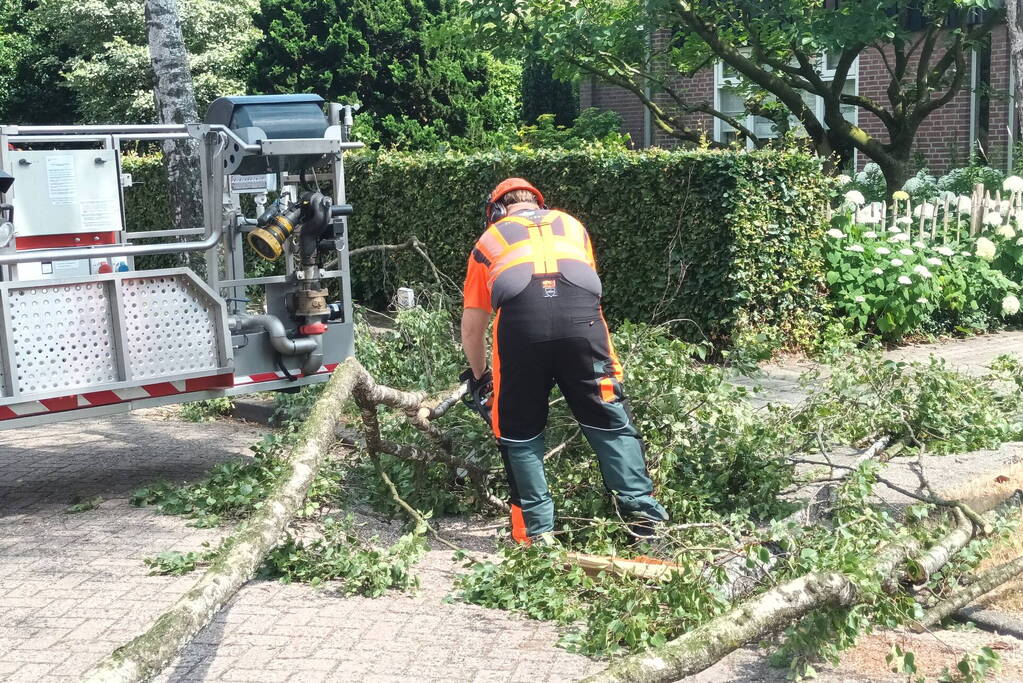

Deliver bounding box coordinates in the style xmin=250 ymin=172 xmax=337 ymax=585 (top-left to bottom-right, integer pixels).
xmin=461 ymin=307 xmax=490 ymax=379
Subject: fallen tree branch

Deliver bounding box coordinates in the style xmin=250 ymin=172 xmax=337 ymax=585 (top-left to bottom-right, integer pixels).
xmin=84 ymin=359 xmax=498 ymax=683
xmin=583 ymin=489 xmax=1021 ymax=683
xmin=914 ymin=553 xmax=1023 ymax=631
xmin=325 ymin=236 xmax=448 ymax=289
xmin=84 ymin=358 xmax=364 ymax=683
xmin=581 ymin=537 xmax=919 ymax=683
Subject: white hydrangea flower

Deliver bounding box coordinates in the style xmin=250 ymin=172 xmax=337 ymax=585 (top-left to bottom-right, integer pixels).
xmin=936 ymin=246 xmax=955 ymax=257
xmin=836 ymin=174 xmax=852 ymax=186
xmin=913 ymin=265 xmax=932 ymax=278
xmin=855 ymin=171 xmax=868 ymax=184
xmin=913 ymin=203 xmax=935 ymax=218
xmin=1004 ymin=175 xmax=1023 ymax=193
xmin=897 ymin=275 xmax=912 ymax=285
xmin=926 ymin=257 xmax=942 ymax=266
xmin=916 ymin=297 xmax=928 ymax=304
xmin=899 ymin=248 xmax=914 ymax=256
xmin=957 ymin=196 xmax=972 ymax=215
xmin=903 ymin=178 xmax=923 ymax=194
xmin=890 ymin=233 xmax=910 ymax=242
xmin=961 ymin=250 xmax=972 ymax=257
xmin=912 ymin=241 xmax=926 ymax=248
xmin=844 ymin=189 xmax=866 ymax=206
xmin=859 ymin=214 xmax=881 ymax=225
xmin=1016 ymin=237 xmax=1023 ymax=247
xmin=1002 ymin=295 xmax=1021 ymax=316
xmin=896 ymin=216 xmax=913 ymax=226
xmin=984 ymin=211 xmax=1004 ymax=227
xmin=863 ymin=230 xmax=878 ymax=238
xmin=876 ymin=247 xmax=891 ymax=255
xmin=997 ymin=224 xmax=1016 ymax=239
xmin=871 ymin=267 xmax=884 ymax=274
xmin=854 ymin=295 xmax=865 ymax=303
xmin=826 ymin=228 xmax=846 ymax=239
xmin=891 ymin=258 xmax=904 ymax=267
xmin=975 ymin=237 xmax=997 ymax=261
xmin=888 ymin=226 xmax=903 ymax=233
xmin=846 ymin=244 xmax=865 ymax=252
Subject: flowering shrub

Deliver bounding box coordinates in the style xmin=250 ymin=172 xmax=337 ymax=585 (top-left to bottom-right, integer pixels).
xmin=824 ymin=197 xmax=1017 ymax=340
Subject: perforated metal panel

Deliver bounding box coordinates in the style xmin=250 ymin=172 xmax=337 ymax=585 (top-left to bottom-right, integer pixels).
xmin=9 ymin=282 xmax=118 ymax=393
xmin=121 ymin=275 xmax=221 ymax=380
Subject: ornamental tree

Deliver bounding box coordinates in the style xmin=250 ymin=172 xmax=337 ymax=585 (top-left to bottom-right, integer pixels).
xmin=469 ymin=0 xmax=1005 ymax=194
xmin=247 ymin=0 xmax=520 ymax=149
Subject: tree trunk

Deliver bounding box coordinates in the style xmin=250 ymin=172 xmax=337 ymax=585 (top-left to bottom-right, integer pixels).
xmin=144 ymin=0 xmax=204 ymax=255
xmin=1008 ymin=0 xmax=1023 ymax=134
xmin=82 ymin=359 xmax=364 ymax=683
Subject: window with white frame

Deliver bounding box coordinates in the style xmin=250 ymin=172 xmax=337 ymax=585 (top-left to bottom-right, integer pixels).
xmin=713 ymin=53 xmax=859 ymax=147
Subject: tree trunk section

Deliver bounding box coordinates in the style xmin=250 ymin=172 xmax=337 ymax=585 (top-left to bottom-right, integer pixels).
xmin=580 ymin=539 xmax=920 ymax=683
xmin=1008 ymin=0 xmax=1023 ymax=133
xmin=916 ymin=554 xmax=1023 ymax=630
xmin=144 ymin=0 xmax=204 ymax=257
xmin=82 ymin=359 xmax=363 ymax=683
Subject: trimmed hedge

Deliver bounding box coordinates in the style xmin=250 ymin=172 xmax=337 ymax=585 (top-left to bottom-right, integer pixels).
xmin=346 ymin=148 xmax=830 ymax=345
xmin=122 ymin=148 xmax=831 ymax=345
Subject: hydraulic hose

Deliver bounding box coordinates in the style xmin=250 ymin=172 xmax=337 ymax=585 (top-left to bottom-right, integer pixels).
xmin=228 ymin=314 xmax=318 ymax=357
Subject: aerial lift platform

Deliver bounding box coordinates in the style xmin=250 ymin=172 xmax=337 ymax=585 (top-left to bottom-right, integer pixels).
xmin=0 ymin=95 xmax=360 ymax=429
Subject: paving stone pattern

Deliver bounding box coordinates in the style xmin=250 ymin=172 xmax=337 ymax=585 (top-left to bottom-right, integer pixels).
xmin=5 ymin=332 xmax=1023 ymax=682
xmin=0 ymin=408 xmax=600 ymax=682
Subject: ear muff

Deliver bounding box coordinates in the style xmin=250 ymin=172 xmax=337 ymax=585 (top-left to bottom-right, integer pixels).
xmin=485 ymin=200 xmax=507 ymax=226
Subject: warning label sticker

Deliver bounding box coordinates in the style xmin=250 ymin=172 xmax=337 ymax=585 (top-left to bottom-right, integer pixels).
xmin=46 ymin=155 xmax=77 ymax=205
xmin=80 ymin=200 xmax=120 ymax=231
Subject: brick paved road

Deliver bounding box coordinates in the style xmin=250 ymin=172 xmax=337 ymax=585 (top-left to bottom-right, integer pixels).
xmin=0 ymin=408 xmax=600 ymax=682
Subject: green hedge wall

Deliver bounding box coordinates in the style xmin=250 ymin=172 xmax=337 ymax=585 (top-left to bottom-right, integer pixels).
xmin=346 ymin=148 xmax=831 ymax=344
xmin=121 ymin=148 xmax=831 ymax=345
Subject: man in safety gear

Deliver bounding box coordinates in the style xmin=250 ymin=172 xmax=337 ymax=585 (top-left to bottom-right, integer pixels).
xmin=460 ymin=178 xmax=669 ymax=545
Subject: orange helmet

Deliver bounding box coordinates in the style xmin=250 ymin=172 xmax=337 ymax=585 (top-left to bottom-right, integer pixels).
xmin=485 ymin=178 xmax=545 ymax=225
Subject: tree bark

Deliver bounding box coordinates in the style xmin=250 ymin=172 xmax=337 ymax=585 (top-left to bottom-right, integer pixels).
xmin=915 ymin=554 xmax=1023 ymax=631
xmin=582 ymin=488 xmax=1023 ymax=683
xmin=82 ymin=358 xmax=364 ymax=683
xmin=144 ymin=0 xmax=204 ymax=249
xmin=1008 ymin=0 xmax=1023 ymax=133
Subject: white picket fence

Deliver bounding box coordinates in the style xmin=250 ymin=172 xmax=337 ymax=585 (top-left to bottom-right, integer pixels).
xmin=847 ymin=182 xmax=1023 ymax=244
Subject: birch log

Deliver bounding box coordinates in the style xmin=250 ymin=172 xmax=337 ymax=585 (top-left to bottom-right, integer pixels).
xmin=144 ymin=0 xmax=204 ymax=246
xmin=82 ymin=359 xmax=363 ymax=683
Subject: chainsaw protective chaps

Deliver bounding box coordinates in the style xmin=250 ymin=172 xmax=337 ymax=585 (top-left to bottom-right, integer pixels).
xmin=490 ymin=275 xmax=667 ymax=539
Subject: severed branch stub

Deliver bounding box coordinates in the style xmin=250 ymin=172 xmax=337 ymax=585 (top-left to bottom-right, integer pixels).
xmin=83 ymin=359 xmax=496 ymax=683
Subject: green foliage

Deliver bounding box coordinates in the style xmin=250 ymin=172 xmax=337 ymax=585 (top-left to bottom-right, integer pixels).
xmin=345 ymin=147 xmax=831 ymax=348
xmin=130 ymin=431 xmax=293 ymax=526
xmin=261 ymin=516 xmax=427 ymax=595
xmin=1 ymin=0 xmax=258 ymax=124
xmin=456 ymin=543 xmax=728 ymax=656
xmin=516 ymin=108 xmax=629 ymax=151
xmin=797 ymin=353 xmax=1023 ymax=456
xmin=940 ymin=648 xmax=1002 ymax=683
xmin=823 ymin=209 xmax=1017 ymax=340
xmin=179 ymin=397 xmax=234 ymax=422
xmin=468 ymin=0 xmax=1003 ymax=191
xmin=144 ymin=549 xmax=213 ymax=575
xmin=247 ymin=0 xmax=519 ymax=150
xmin=520 ymin=38 xmax=578 ymax=126
xmin=938 ymin=165 xmax=1007 ymax=197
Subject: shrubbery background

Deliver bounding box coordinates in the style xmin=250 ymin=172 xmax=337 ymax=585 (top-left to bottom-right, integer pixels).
xmin=122 ymin=148 xmax=832 ymax=347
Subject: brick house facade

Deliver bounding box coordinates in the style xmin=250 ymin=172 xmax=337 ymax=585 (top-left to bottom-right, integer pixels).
xmin=581 ymin=25 xmax=1017 ymax=175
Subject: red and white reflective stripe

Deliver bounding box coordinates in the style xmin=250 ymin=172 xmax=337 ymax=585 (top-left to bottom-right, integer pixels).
xmin=0 ymin=363 xmax=341 ymax=421
xmin=233 ymin=363 xmax=338 ymax=387
xmin=0 ymin=372 xmax=234 ymax=420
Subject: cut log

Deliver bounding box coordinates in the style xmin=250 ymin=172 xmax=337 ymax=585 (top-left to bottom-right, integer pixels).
xmin=566 ymin=552 xmax=682 ymax=581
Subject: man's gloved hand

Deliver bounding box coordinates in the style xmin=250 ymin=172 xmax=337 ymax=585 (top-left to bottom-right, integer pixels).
xmin=460 ymin=367 xmax=493 ymax=426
